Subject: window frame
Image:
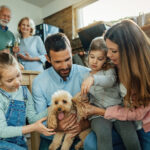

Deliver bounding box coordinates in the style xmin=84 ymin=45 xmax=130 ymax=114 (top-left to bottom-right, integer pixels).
xmin=72 ymin=0 xmax=97 ymax=39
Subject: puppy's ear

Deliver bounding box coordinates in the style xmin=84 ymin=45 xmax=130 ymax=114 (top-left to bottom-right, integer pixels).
xmin=81 ymin=94 xmax=89 ymax=103
xmin=47 ymin=106 xmax=58 ymax=129
xmin=72 ymin=97 xmax=76 ymax=104
xmin=72 ymin=92 xmax=81 ymax=103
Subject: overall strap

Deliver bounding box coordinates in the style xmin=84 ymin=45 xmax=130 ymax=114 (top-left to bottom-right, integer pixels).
xmin=0 ymin=88 xmax=12 ymax=100
xmin=22 ymin=86 xmax=28 ymax=102
xmin=3 ymin=87 xmax=28 ymax=148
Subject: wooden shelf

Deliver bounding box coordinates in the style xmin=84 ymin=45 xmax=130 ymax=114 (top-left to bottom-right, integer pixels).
xmin=77 ymin=21 xmax=104 ymax=32
xmin=21 ymin=70 xmax=40 ymax=91
xmin=141 ymin=24 xmax=150 ymax=31
xmin=141 ymin=24 xmax=150 ymax=37
xmin=21 ymin=70 xmax=40 ymax=75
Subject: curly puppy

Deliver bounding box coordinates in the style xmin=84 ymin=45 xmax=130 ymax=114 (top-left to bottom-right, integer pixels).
xmin=47 ymin=90 xmax=90 ymax=150
xmin=72 ymin=92 xmax=91 ymax=150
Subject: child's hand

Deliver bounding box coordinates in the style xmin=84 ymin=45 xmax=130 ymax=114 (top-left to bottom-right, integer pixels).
xmin=34 ymin=117 xmax=56 ymax=136
xmin=81 ymin=76 xmax=94 ymax=95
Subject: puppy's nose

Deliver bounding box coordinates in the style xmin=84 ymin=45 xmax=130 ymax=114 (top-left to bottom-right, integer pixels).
xmin=58 ymin=107 xmax=62 ymax=111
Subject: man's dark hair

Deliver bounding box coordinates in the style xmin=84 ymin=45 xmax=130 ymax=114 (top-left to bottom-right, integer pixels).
xmin=45 ymin=33 xmax=71 ymax=56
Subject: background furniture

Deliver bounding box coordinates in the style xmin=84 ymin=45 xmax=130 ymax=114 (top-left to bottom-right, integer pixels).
xmin=22 ymin=70 xmax=40 ymax=150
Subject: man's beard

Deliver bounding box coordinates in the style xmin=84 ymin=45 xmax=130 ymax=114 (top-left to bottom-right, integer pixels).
xmin=56 ymin=67 xmax=71 ymax=80
xmin=0 ymin=19 xmax=8 ymax=26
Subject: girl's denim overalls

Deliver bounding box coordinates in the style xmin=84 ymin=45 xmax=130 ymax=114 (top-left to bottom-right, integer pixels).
xmin=0 ymin=87 xmax=28 ymax=150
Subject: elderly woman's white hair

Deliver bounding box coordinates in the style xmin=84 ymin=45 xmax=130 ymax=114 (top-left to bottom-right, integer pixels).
xmin=17 ymin=17 xmax=35 ymax=36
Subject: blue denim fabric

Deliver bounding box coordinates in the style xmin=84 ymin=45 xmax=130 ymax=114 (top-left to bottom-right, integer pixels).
xmin=84 ymin=129 xmax=125 ymax=150
xmin=0 ymin=140 xmax=26 ymax=150
xmin=0 ymin=87 xmax=28 ymax=150
xmin=137 ymin=128 xmax=150 ymax=150
xmin=39 ymin=137 xmax=51 ymax=150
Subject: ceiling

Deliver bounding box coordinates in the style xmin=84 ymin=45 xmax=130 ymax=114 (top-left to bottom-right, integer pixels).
xmin=23 ymin=0 xmax=54 ymax=7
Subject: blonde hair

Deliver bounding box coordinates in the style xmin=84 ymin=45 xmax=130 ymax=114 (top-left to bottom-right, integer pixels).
xmin=105 ymin=19 xmax=150 ymax=107
xmin=18 ymin=17 xmax=35 ymax=36
xmin=0 ymin=53 xmax=19 ymax=79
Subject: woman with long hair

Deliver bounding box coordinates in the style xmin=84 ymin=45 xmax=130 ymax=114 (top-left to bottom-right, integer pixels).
xmin=104 ymin=19 xmax=150 ymax=150
xmin=84 ymin=19 xmax=150 ymax=150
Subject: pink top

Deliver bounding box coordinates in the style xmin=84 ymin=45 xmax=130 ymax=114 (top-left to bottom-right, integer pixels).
xmin=104 ymin=104 xmax=150 ymax=132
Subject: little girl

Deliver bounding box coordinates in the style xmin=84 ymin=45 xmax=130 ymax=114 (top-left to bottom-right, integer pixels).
xmin=0 ymin=53 xmax=55 ymax=150
xmin=81 ymin=37 xmax=141 ymax=150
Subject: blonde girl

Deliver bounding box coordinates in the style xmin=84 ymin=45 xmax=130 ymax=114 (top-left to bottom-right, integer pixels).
xmin=0 ymin=53 xmax=55 ymax=150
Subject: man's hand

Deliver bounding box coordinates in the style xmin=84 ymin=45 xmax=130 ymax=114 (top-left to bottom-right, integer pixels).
xmin=66 ymin=119 xmax=90 ymax=138
xmin=66 ymin=122 xmax=82 ymax=138
xmin=57 ymin=113 xmax=90 ymax=138
xmin=57 ymin=114 xmax=77 ymax=131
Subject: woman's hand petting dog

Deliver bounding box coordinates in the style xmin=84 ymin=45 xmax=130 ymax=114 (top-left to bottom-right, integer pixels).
xmin=81 ymin=103 xmax=105 ymax=117
xmin=34 ymin=117 xmax=56 ymax=136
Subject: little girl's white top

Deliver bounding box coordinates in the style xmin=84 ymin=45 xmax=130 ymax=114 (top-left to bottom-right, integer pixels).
xmin=89 ymin=68 xmax=122 ymax=109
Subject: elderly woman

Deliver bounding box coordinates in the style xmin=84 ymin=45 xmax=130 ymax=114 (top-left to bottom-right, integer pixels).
xmin=17 ymin=17 xmax=47 ymax=72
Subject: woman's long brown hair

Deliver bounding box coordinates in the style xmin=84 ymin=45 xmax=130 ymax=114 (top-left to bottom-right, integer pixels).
xmin=104 ymin=19 xmax=150 ymax=107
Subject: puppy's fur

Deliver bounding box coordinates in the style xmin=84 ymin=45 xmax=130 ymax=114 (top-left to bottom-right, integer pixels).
xmin=47 ymin=90 xmax=90 ymax=150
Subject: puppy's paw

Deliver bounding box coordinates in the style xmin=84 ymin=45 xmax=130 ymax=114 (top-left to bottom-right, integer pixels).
xmin=75 ymin=142 xmax=83 ymax=150
xmin=49 ymin=143 xmax=57 ymax=150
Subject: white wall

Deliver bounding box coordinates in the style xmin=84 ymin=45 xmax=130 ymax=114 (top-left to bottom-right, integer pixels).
xmin=42 ymin=0 xmax=83 ymax=18
xmin=0 ymin=0 xmax=43 ymax=35
xmin=0 ymin=0 xmax=84 ymax=35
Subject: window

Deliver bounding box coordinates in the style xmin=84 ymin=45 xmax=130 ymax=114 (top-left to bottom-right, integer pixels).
xmin=73 ymin=0 xmax=150 ymax=38
xmin=72 ymin=0 xmax=97 ymax=38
